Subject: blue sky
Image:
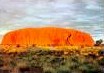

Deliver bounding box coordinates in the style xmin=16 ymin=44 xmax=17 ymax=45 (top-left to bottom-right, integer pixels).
xmin=0 ymin=0 xmax=104 ymax=41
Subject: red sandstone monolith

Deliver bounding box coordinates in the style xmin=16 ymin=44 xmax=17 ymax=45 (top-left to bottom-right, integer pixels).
xmin=1 ymin=27 xmax=94 ymax=47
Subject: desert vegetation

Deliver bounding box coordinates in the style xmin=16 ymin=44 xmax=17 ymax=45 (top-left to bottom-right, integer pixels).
xmin=0 ymin=45 xmax=104 ymax=73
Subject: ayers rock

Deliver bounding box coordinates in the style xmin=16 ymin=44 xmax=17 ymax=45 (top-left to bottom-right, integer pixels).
xmin=1 ymin=27 xmax=94 ymax=47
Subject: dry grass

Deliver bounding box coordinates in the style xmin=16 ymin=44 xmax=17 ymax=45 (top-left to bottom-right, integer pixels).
xmin=0 ymin=46 xmax=104 ymax=73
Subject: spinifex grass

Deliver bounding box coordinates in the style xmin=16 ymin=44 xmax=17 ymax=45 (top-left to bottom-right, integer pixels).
xmin=0 ymin=46 xmax=104 ymax=73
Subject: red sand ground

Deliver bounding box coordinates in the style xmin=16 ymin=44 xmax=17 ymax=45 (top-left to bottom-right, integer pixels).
xmin=1 ymin=27 xmax=94 ymax=47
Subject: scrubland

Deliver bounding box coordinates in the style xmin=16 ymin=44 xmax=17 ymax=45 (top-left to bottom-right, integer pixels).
xmin=0 ymin=45 xmax=104 ymax=73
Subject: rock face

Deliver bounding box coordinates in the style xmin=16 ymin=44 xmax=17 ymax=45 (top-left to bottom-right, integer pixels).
xmin=1 ymin=27 xmax=94 ymax=47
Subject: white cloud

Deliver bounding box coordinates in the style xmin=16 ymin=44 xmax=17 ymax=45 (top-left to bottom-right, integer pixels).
xmin=0 ymin=29 xmax=11 ymax=35
xmin=86 ymin=5 xmax=101 ymax=10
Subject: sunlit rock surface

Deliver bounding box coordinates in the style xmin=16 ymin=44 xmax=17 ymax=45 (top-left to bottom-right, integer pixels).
xmin=1 ymin=27 xmax=94 ymax=47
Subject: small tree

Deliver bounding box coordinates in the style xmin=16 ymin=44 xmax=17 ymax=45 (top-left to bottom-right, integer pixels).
xmin=95 ymin=39 xmax=103 ymax=46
